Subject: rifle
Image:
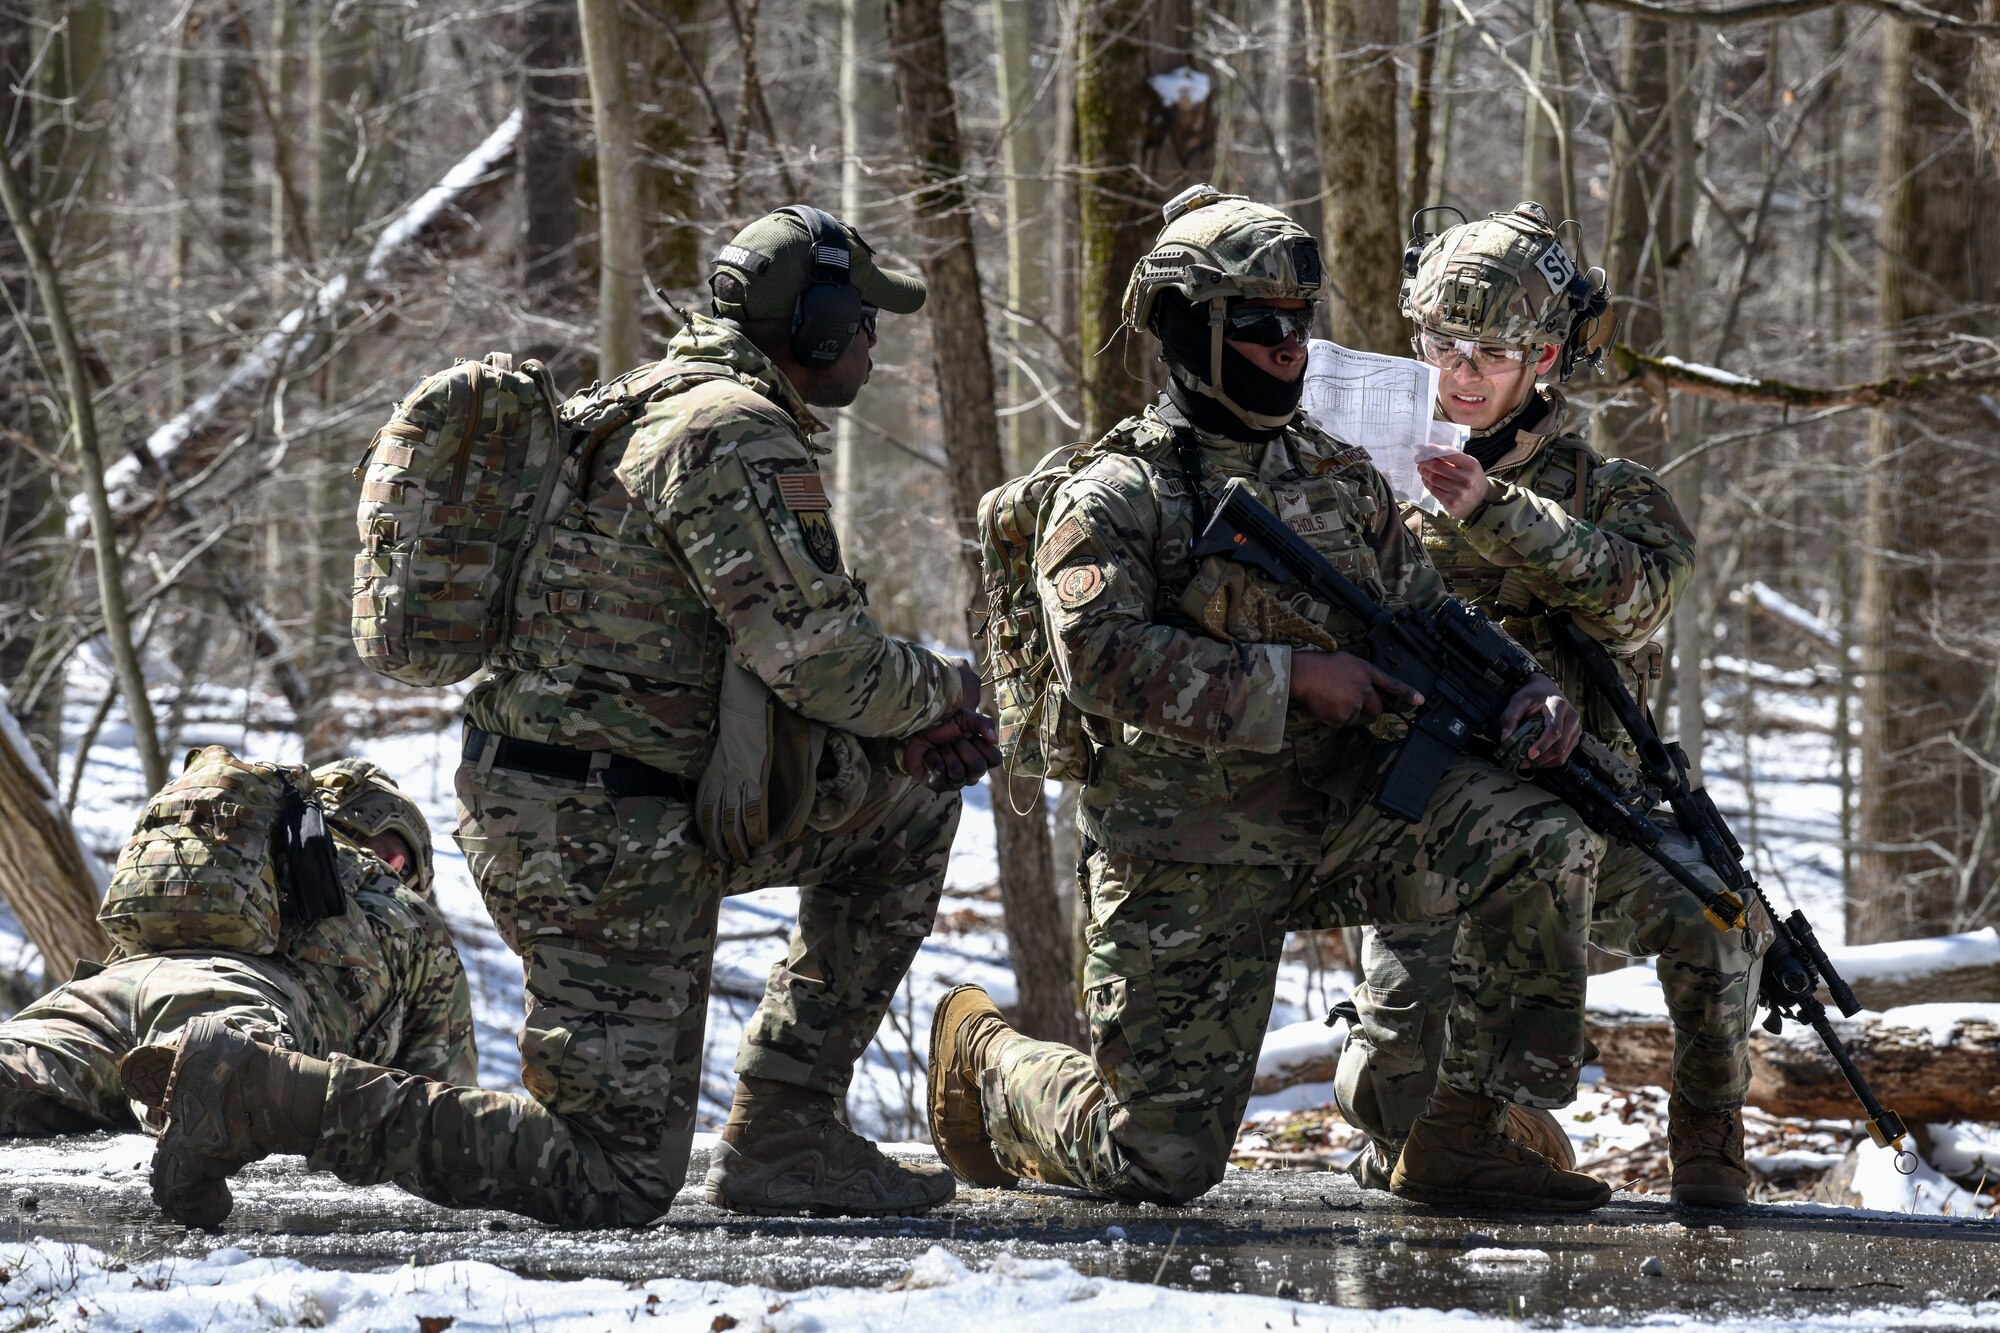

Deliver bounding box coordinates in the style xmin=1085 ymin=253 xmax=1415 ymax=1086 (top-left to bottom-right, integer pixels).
xmin=1191 ymin=478 xmax=1746 ymax=928
xmin=1543 ymin=612 xmax=1915 ymax=1168
xmin=1195 ymin=479 xmax=1914 ymax=1165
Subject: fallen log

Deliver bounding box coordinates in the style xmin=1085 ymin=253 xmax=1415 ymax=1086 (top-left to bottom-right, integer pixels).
xmin=1589 ymin=998 xmax=2000 ymax=1124
xmin=0 ymin=693 xmax=112 ymax=982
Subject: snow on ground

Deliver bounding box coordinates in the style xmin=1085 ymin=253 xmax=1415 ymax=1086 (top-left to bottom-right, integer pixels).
xmin=4 ymin=1236 xmax=2000 ymax=1333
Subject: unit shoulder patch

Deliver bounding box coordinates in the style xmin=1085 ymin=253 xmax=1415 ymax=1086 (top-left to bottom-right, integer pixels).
xmin=1053 ymin=563 xmax=1106 ymax=609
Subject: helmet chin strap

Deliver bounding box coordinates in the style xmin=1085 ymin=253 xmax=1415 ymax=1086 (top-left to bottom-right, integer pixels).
xmin=1188 ymin=298 xmax=1298 ymax=433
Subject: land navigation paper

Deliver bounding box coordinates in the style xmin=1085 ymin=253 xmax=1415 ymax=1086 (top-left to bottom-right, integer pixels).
xmin=1301 ymin=339 xmax=1468 ymax=510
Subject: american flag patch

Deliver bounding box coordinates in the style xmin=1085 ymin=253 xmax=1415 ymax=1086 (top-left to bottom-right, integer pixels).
xmin=776 ymin=473 xmax=831 ymax=511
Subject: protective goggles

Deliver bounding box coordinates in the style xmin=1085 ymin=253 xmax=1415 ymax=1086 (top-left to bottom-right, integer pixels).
xmin=1414 ymin=329 xmax=1533 ymax=371
xmin=858 ymin=304 xmax=879 ymax=340
xmin=1224 ymin=304 xmax=1316 ymax=347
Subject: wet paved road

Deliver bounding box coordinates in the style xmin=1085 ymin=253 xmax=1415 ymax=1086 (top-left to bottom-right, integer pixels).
xmin=5 ymin=1135 xmax=1995 ymax=1326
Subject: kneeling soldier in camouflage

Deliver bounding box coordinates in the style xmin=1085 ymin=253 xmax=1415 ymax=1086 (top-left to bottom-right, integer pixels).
xmin=1 ymin=758 xmax=472 ymax=1145
xmin=929 ymin=188 xmax=1611 ymax=1213
xmin=134 ymin=207 xmax=999 ymax=1229
xmin=1334 ymin=203 xmax=1769 ymax=1208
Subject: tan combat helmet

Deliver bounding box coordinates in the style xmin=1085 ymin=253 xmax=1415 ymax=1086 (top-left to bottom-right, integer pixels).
xmin=1399 ymin=202 xmax=1615 ymax=381
xmin=312 ymin=759 xmax=434 ymax=898
xmin=1123 ymin=184 xmax=1324 ymax=430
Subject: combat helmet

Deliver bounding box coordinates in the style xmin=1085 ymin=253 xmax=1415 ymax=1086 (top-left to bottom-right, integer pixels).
xmin=1124 ymin=184 xmax=1324 ymax=430
xmin=1399 ymin=202 xmax=1614 ymax=381
xmin=312 ymin=759 xmax=433 ymax=898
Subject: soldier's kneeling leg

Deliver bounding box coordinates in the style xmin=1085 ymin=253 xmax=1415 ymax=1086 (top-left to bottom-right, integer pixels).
xmin=979 ymin=852 xmax=1297 ymax=1204
xmin=1315 ymin=755 xmax=1596 ymax=1108
xmin=1333 ymin=920 xmax=1454 ymax=1177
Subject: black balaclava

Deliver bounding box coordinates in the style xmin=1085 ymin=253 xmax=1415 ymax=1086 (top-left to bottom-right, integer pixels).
xmin=1153 ymin=289 xmax=1305 ymax=441
xmin=1463 ymin=388 xmax=1552 ymax=469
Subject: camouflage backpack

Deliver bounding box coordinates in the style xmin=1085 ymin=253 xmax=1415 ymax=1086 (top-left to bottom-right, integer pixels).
xmin=100 ymin=746 xmax=346 ymax=956
xmin=974 ymin=441 xmax=1101 ymax=791
xmin=353 ymin=354 xmax=728 ymax=687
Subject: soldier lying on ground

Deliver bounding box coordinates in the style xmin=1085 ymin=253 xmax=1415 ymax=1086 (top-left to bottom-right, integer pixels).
xmin=0 ymin=758 xmax=473 ymax=1137
xmin=929 ymin=187 xmax=1613 ymax=1213
xmin=1334 ymin=202 xmax=1771 ymax=1208
xmin=130 ymin=205 xmax=1002 ymax=1230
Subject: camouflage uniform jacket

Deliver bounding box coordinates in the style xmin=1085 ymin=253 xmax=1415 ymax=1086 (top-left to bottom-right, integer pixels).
xmin=1410 ymin=389 xmax=1694 ymax=767
xmin=1037 ymin=403 xmax=1450 ymax=865
xmin=470 ymin=314 xmax=963 ymax=775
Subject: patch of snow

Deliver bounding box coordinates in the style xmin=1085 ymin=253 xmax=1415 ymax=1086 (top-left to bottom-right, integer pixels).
xmin=1849 ymin=1142 xmax=1997 ymax=1217
xmin=1255 ymin=1017 xmax=1346 ymax=1084
xmin=1657 ymin=354 xmax=1762 ymax=388
xmin=1870 ymin=1002 xmax=2000 ymax=1048
xmin=1824 ymin=928 xmax=2000 ymax=985
xmin=1148 ymin=64 xmax=1212 ymax=107
xmin=1733 ymin=580 xmax=1849 ymax=653
xmin=1455 ymin=1247 xmax=1551 ymax=1270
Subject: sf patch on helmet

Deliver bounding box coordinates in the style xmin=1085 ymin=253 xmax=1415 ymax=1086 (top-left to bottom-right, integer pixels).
xmin=776 ymin=472 xmax=842 ymax=574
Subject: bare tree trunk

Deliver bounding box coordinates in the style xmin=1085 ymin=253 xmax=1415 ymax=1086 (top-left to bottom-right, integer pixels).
xmin=1662 ymin=26 xmax=1706 ymax=782
xmin=836 ymin=0 xmax=906 ymax=513
xmin=215 ymin=7 xmax=256 ymax=273
xmin=166 ymin=7 xmax=197 ymax=412
xmin=0 ymin=144 xmax=167 ymax=797
xmin=1074 ymin=0 xmax=1153 ymax=439
xmin=0 ymin=694 xmax=111 ymax=983
xmin=0 ymin=23 xmax=67 ymax=776
xmin=1275 ymin=0 xmax=1322 ymax=242
xmin=1313 ymin=0 xmax=1401 ymax=352
xmin=521 ymin=0 xmax=583 ymax=382
xmin=579 ymin=0 xmax=643 ymax=377
xmin=1593 ymin=14 xmax=1670 ymax=464
xmin=634 ymin=1 xmax=703 ymax=305
xmin=1405 ymin=0 xmax=1444 ymax=216
xmin=886 ymin=0 xmax=1078 ymax=1046
xmin=1520 ymin=0 xmax=1569 ymax=215
xmin=1854 ymin=2 xmax=1995 ymax=942
xmin=994 ymin=0 xmax=1051 ymax=475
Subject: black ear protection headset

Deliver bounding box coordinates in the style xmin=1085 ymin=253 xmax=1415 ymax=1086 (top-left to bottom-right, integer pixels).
xmin=778 ymin=205 xmax=865 ymax=369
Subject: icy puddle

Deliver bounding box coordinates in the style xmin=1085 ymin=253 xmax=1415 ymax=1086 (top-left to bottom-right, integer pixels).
xmin=4 ymin=1133 xmax=1995 ymax=1329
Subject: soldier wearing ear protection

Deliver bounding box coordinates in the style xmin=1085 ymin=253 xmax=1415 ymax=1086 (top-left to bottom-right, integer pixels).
xmin=1338 ymin=202 xmax=1771 ymax=1210
xmin=126 ymin=206 xmax=997 ymax=1233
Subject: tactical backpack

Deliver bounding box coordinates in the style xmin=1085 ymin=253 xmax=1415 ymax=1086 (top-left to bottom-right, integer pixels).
xmin=353 ymin=354 xmax=728 ymax=687
xmin=974 ymin=441 xmax=1100 ymax=793
xmin=100 ymin=746 xmax=346 ymax=956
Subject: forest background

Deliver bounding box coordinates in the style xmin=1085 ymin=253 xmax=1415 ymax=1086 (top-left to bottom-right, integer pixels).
xmin=1 ymin=0 xmax=1997 ymax=1041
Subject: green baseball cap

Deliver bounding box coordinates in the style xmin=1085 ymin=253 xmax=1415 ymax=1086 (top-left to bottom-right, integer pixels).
xmin=710 ymin=208 xmax=927 ymax=319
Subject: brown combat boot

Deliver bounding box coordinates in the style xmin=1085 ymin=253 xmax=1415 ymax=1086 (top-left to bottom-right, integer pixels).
xmin=1668 ymin=1093 xmax=1750 ymax=1208
xmin=1390 ymin=1083 xmax=1610 ymax=1213
xmin=1351 ymin=1106 xmax=1571 ymax=1193
xmin=1506 ymin=1104 xmax=1577 ymax=1171
xmin=703 ymin=1076 xmax=955 ymax=1216
xmin=119 ymin=1016 xmax=331 ymax=1229
xmin=926 ymin=984 xmax=1023 ymax=1188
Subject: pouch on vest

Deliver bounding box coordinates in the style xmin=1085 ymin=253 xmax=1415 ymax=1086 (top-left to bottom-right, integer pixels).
xmin=100 ymin=746 xmax=346 ymax=955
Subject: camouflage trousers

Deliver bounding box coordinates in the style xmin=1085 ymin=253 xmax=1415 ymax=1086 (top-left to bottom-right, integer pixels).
xmin=980 ymin=755 xmax=1596 ymax=1204
xmin=1335 ymin=814 xmax=1770 ymax=1151
xmin=306 ymin=756 xmax=957 ymax=1228
xmin=0 ymin=955 xmax=312 ymax=1136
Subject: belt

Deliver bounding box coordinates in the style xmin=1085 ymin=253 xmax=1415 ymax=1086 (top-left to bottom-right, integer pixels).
xmin=462 ymin=726 xmax=694 ymax=801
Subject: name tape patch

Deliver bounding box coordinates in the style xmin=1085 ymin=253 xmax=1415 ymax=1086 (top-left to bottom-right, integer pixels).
xmin=716 ymin=244 xmax=772 ymax=276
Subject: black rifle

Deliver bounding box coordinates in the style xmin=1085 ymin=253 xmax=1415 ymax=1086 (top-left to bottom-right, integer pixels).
xmin=1194 ymin=477 xmax=1913 ymax=1163
xmin=1543 ymin=613 xmax=1913 ymax=1163
xmin=1191 ymin=477 xmax=1747 ymax=933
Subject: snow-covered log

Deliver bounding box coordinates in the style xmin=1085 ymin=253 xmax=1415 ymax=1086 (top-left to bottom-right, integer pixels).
xmin=80 ymin=110 xmax=523 ymax=527
xmin=0 ymin=691 xmax=111 ymax=981
xmin=1251 ymin=1018 xmax=1348 ymax=1096
xmin=1587 ymin=935 xmax=2000 ymax=1122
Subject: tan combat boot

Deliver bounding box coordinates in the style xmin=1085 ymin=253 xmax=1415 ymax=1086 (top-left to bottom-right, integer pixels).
xmin=1390 ymin=1082 xmax=1610 ymax=1212
xmin=926 ymin=984 xmax=1023 ymax=1188
xmin=119 ymin=1016 xmax=332 ymax=1229
xmin=1351 ymin=1106 xmax=1570 ymax=1193
xmin=703 ymin=1077 xmax=955 ymax=1216
xmin=1668 ymin=1093 xmax=1750 ymax=1208
xmin=1506 ymin=1104 xmax=1577 ymax=1170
